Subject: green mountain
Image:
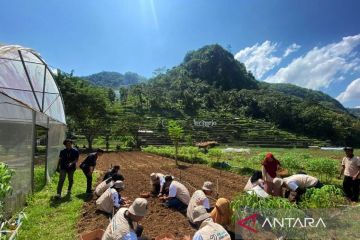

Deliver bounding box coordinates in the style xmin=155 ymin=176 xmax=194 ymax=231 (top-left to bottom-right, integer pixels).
xmin=348 ymin=108 xmax=360 ymax=118
xmin=259 ymin=82 xmax=347 ymax=113
xmin=83 ymin=71 xmax=147 ymax=88
xmin=124 ymin=44 xmax=360 ymax=146
xmin=182 ymin=44 xmax=258 ymax=90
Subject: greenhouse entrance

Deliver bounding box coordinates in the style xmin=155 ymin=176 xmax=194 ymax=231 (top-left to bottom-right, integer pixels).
xmin=33 ymin=125 xmax=48 ymax=192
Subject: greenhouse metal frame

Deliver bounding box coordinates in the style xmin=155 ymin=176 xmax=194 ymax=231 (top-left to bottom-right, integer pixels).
xmin=0 ymin=45 xmax=66 ymax=213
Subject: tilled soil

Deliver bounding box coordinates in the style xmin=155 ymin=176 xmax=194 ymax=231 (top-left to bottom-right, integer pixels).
xmin=77 ymin=152 xmax=248 ymax=239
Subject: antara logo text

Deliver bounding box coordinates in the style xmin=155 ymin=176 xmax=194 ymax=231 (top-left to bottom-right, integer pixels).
xmin=237 ymin=214 xmax=326 ymax=233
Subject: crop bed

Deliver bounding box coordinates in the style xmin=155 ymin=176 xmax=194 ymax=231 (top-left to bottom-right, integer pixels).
xmin=76 ymin=152 xmax=248 ymax=239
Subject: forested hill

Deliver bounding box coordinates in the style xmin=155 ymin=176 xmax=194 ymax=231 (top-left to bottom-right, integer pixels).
xmin=83 ymin=71 xmax=147 ymax=88
xmin=56 ymin=44 xmax=360 ymax=147
xmin=259 ymin=82 xmax=347 ymax=113
xmin=348 ymin=108 xmax=360 ymax=118
xmin=123 ymin=44 xmax=360 ymax=146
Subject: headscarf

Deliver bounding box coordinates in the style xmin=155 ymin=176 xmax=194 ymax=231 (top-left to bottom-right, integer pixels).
xmin=262 ymin=153 xmax=280 ymax=178
xmin=210 ymin=198 xmax=232 ymax=227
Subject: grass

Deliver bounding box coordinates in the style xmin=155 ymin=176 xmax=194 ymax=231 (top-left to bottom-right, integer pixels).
xmin=34 ymin=166 xmax=46 ymax=193
xmin=17 ymin=170 xmax=99 ymax=240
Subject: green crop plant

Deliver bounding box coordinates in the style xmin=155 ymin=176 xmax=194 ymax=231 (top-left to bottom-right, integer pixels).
xmin=208 ymin=148 xmax=223 ymax=162
xmin=0 ymin=162 xmax=14 ymax=221
xmin=231 ymin=193 xmax=305 ymax=239
xmin=280 ymin=154 xmax=303 ymax=174
xmin=299 ymin=185 xmax=346 ymax=208
xmin=305 ymin=158 xmax=338 ymax=182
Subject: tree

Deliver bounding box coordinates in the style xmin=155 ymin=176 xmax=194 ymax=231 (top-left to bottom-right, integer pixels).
xmin=55 ymin=71 xmax=111 ymax=150
xmin=119 ymin=87 xmax=129 ymax=103
xmin=114 ymin=112 xmax=144 ymax=149
xmin=167 ymin=120 xmax=184 ymax=167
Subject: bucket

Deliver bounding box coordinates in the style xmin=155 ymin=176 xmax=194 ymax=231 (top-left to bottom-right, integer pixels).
xmin=80 ymin=229 xmax=105 ymax=240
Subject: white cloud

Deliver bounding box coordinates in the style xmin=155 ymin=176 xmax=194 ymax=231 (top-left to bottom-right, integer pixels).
xmin=336 ymin=78 xmax=360 ymax=103
xmin=283 ymin=43 xmax=301 ymax=57
xmin=234 ymin=41 xmax=281 ymax=79
xmin=265 ymin=34 xmax=360 ymax=90
xmin=355 ymin=106 xmax=360 ymax=108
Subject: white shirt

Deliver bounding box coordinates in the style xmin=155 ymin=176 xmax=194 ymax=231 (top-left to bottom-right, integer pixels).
xmin=168 ymin=183 xmax=177 ymax=197
xmin=159 ymin=176 xmax=165 ymax=187
xmin=168 ymin=181 xmax=190 ymax=204
xmin=193 ymin=232 xmax=203 ymax=240
xmin=122 ymin=232 xmax=137 ymax=240
xmin=111 ymin=188 xmax=121 ymax=208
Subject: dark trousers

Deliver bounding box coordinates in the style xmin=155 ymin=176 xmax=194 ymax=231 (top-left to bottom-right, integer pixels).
xmin=164 ymin=197 xmax=187 ymax=211
xmin=151 ymin=184 xmax=160 ymax=195
xmin=57 ymin=169 xmax=75 ymax=195
xmin=82 ymin=169 xmax=93 ymax=193
xmin=343 ymin=176 xmax=360 ymax=202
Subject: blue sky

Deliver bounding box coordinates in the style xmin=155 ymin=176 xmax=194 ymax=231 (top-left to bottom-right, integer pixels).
xmin=1 ymin=0 xmax=360 ymax=107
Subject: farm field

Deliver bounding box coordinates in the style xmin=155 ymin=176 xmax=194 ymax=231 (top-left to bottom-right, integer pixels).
xmin=15 ymin=149 xmax=360 ymax=240
xmin=77 ymin=152 xmax=248 ymax=239
xmin=143 ymin=146 xmax=360 ymax=184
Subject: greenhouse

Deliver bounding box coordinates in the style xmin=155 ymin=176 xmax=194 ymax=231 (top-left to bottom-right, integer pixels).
xmin=0 ymin=45 xmax=66 ymax=213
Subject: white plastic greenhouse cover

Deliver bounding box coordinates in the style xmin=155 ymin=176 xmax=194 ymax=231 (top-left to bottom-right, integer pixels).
xmin=0 ymin=45 xmax=66 ymax=124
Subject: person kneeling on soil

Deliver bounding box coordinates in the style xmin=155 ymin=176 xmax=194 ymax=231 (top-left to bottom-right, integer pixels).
xmin=210 ymin=198 xmax=240 ymax=239
xmin=273 ymin=174 xmax=323 ymax=202
xmin=243 ymin=171 xmax=265 ymax=191
xmin=187 ymin=181 xmax=214 ymax=225
xmin=102 ymin=198 xmax=148 ymax=240
xmin=96 ymin=181 xmax=129 ymax=215
xmin=95 ymin=173 xmax=124 ymax=197
xmin=80 ymin=148 xmax=104 ymax=194
xmin=103 ymin=165 xmax=124 ymax=181
xmin=192 ymin=205 xmax=231 ymax=240
xmin=150 ymin=172 xmax=166 ymax=196
xmin=162 ymin=176 xmax=190 ymax=211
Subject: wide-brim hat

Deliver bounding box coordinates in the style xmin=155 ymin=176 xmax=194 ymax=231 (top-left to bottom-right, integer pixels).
xmin=202 ymin=181 xmax=214 ymax=191
xmin=128 ymin=198 xmax=148 ymax=217
xmin=273 ymin=178 xmax=284 ymax=189
xmin=150 ymin=173 xmax=157 ymax=180
xmin=113 ymin=180 xmax=124 ymax=190
xmin=193 ymin=205 xmax=211 ymax=223
xmin=343 ymin=147 xmax=354 ymax=151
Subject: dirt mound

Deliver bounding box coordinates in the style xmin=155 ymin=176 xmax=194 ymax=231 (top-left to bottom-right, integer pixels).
xmin=77 ymin=152 xmax=248 ymax=239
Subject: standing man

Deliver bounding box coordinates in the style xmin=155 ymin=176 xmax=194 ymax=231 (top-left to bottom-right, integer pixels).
xmin=80 ymin=148 xmax=104 ymax=194
xmin=339 ymin=147 xmax=360 ymax=202
xmin=56 ymin=139 xmax=79 ymax=198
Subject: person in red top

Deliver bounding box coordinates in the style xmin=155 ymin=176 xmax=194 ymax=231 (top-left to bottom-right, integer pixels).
xmin=262 ymin=153 xmax=281 ymax=196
